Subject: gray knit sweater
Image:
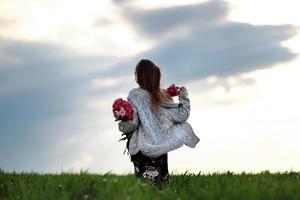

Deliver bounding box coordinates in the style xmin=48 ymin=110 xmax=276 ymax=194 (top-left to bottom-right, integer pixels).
xmin=118 ymin=86 xmax=200 ymax=158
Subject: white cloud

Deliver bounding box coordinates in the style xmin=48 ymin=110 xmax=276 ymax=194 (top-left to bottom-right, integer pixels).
xmin=228 ymin=0 xmax=300 ymax=25
xmin=92 ymin=75 xmax=133 ymax=88
xmin=169 ymin=58 xmax=300 ymax=173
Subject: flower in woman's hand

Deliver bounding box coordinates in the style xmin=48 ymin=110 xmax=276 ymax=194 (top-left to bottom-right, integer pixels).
xmin=112 ymin=98 xmax=134 ymax=121
xmin=167 ymin=83 xmax=180 ymax=97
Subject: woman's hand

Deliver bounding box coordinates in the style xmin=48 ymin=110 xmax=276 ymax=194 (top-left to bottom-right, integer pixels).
xmin=179 ymin=86 xmax=188 ymax=98
xmin=169 ymin=86 xmax=190 ymax=123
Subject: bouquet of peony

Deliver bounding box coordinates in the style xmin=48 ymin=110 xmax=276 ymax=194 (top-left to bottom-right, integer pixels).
xmin=112 ymin=98 xmax=134 ymax=121
xmin=166 ymin=83 xmax=180 ymax=97
xmin=113 ymin=98 xmax=135 ymax=155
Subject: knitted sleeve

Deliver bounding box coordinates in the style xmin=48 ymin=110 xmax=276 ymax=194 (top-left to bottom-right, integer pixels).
xmin=169 ymin=87 xmax=190 ymax=123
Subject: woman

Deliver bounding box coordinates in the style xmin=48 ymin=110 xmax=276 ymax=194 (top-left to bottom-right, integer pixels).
xmin=118 ymin=59 xmax=200 ymax=185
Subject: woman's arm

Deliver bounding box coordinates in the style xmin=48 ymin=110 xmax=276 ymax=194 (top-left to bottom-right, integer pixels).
xmin=118 ymin=102 xmax=139 ymax=133
xmin=170 ymin=87 xmax=190 ymax=123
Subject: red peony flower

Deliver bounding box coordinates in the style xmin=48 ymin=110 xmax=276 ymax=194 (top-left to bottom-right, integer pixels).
xmin=112 ymin=98 xmax=134 ymax=121
xmin=167 ymin=83 xmax=180 ymax=97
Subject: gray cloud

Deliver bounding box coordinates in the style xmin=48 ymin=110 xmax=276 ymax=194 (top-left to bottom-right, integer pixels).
xmin=111 ymin=0 xmax=131 ymax=5
xmin=0 ymin=39 xmax=108 ymax=147
xmin=0 ymin=38 xmax=123 ymax=172
xmin=142 ymin=23 xmax=297 ymax=84
xmin=103 ymin=0 xmax=297 ymax=85
xmin=120 ymin=1 xmax=229 ymax=39
xmin=0 ymin=39 xmax=115 ymax=95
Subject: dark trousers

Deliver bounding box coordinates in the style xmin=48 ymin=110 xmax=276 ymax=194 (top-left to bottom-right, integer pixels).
xmin=130 ymin=151 xmax=170 ymax=185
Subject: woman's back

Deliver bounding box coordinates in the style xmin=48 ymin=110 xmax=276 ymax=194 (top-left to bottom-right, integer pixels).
xmin=119 ymin=86 xmax=199 ymax=158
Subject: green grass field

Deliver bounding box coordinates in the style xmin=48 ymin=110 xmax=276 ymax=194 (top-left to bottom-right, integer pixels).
xmin=1 ymin=169 xmax=300 ymax=200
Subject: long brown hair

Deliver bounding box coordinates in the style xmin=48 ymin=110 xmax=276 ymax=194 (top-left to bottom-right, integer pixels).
xmin=135 ymin=59 xmax=172 ymax=111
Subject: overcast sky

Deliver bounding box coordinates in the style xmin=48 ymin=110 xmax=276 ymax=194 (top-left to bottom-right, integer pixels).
xmin=0 ymin=0 xmax=300 ymax=174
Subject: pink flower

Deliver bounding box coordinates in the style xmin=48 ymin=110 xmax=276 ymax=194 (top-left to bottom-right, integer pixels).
xmin=112 ymin=98 xmax=134 ymax=121
xmin=167 ymin=83 xmax=180 ymax=97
